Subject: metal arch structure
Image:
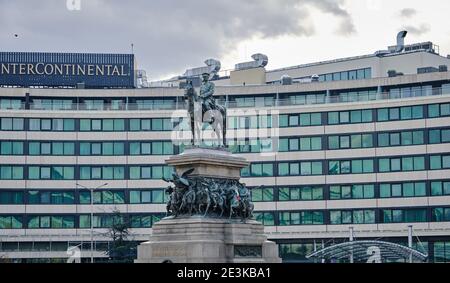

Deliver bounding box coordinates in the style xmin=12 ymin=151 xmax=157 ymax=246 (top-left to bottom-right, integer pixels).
xmin=306 ymin=240 xmax=428 ymax=263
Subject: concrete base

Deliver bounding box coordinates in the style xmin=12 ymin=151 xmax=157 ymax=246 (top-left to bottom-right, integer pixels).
xmin=166 ymin=147 xmax=249 ymax=180
xmin=135 ymin=217 xmax=281 ymax=263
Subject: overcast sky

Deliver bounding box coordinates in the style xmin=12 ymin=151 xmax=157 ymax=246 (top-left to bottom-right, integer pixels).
xmin=1 ymin=0 xmax=450 ymax=80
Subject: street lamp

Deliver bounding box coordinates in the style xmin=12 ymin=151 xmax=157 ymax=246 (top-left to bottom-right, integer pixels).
xmin=76 ymin=182 xmax=108 ymax=263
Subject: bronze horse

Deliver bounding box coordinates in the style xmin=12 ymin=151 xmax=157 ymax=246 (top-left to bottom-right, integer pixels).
xmin=183 ymin=80 xmax=227 ymax=147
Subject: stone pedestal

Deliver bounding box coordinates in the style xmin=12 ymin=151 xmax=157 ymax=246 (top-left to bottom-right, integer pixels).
xmin=135 ymin=217 xmax=281 ymax=263
xmin=166 ymin=146 xmax=249 ymax=180
xmin=135 ymin=147 xmax=281 ymax=263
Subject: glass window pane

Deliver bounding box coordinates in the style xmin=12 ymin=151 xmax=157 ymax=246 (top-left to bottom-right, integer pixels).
xmin=52 ymin=143 xmax=64 ymax=155
xmin=91 ymin=120 xmax=102 ymax=131
xmin=351 ymin=135 xmax=362 ymax=148
xmin=380 ymin=184 xmax=391 ymax=198
xmin=328 ymin=112 xmax=339 ymax=125
xmin=300 ymin=162 xmax=312 ymax=175
xmin=330 ymin=186 xmax=341 ymax=200
xmin=278 ymin=163 xmax=289 ymax=176
xmin=63 ymin=119 xmax=75 ymax=131
xmin=279 ymin=115 xmax=288 ymax=127
xmin=152 ymin=190 xmax=164 ymax=203
xmin=300 ymin=138 xmax=312 ymax=151
xmin=340 ymin=112 xmax=349 ymax=124
xmin=430 ymin=156 xmax=442 ymax=170
xmin=391 ymin=158 xmax=401 ymax=171
xmin=103 ymin=143 xmax=114 ymax=155
xmin=80 ymin=143 xmax=90 ymax=155
xmin=63 ymin=143 xmax=75 ymax=155
xmin=328 ymin=136 xmax=339 ymax=150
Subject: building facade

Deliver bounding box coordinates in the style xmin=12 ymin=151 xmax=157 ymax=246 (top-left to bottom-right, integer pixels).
xmin=1 ymin=46 xmax=450 ymax=263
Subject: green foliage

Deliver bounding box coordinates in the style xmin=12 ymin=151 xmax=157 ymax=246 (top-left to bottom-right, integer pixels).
xmin=106 ymin=210 xmax=137 ymax=263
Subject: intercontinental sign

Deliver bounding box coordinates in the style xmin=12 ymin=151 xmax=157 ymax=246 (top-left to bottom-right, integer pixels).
xmin=0 ymin=63 xmax=129 ymax=77
xmin=0 ymin=52 xmax=136 ymax=88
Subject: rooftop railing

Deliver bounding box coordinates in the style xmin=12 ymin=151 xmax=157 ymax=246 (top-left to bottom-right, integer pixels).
xmin=1 ymin=87 xmax=449 ymax=112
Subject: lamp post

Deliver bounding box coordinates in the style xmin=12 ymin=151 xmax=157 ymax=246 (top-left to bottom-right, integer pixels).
xmin=76 ymin=182 xmax=108 ymax=263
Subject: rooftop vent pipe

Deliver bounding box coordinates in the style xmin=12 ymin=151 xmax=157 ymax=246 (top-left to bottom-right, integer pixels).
xmin=183 ymin=59 xmax=221 ymax=78
xmin=235 ymin=53 xmax=268 ymax=71
xmin=395 ymin=31 xmax=408 ymax=53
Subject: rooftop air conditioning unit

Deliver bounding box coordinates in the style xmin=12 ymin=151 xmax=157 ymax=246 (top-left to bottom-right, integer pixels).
xmin=281 ymin=75 xmax=293 ymax=85
xmin=387 ymin=70 xmax=397 ymax=77
xmin=439 ymin=65 xmax=448 ymax=72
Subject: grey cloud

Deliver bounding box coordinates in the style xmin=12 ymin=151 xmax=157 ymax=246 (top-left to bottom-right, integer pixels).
xmin=403 ymin=24 xmax=430 ymax=36
xmin=399 ymin=8 xmax=417 ymax=18
xmin=0 ymin=0 xmax=355 ymax=79
xmin=304 ymin=0 xmax=356 ymax=35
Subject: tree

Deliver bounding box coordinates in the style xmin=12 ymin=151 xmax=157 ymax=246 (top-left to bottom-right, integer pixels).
xmin=106 ymin=210 xmax=137 ymax=263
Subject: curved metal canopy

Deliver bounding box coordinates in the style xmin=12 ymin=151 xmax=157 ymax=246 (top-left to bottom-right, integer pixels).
xmin=306 ymin=240 xmax=428 ymax=263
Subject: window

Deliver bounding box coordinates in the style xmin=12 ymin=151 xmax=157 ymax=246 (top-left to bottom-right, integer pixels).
xmin=229 ymin=139 xmax=273 ymax=154
xmin=0 ymin=141 xmax=23 ymax=155
xmin=28 ymin=191 xmax=74 ymax=204
xmin=378 ymin=106 xmax=424 ymax=121
xmin=241 ymin=163 xmax=274 ymax=177
xmin=279 ymin=113 xmax=321 ymax=128
xmin=328 ymin=159 xmax=374 ymax=175
xmin=378 ymin=130 xmax=424 ymax=147
xmin=328 ymin=134 xmax=373 ymax=150
xmin=0 ymin=216 xmax=23 ymax=229
xmin=379 ymin=182 xmax=426 ymax=198
xmin=28 ymin=119 xmax=74 ymax=131
xmin=129 ymin=166 xmax=173 ymax=180
xmin=0 ymin=98 xmax=23 ymax=110
xmin=130 ymin=215 xmax=155 ymax=228
xmin=79 ymin=166 xmax=125 ymax=180
xmin=28 ymin=142 xmax=75 ymax=156
xmin=79 ymin=191 xmax=125 ymax=204
xmin=254 ymin=212 xmax=275 ymax=226
xmin=251 ymin=187 xmax=274 ymax=202
xmin=431 ymin=181 xmax=450 ymax=196
xmin=28 ymin=166 xmax=74 ymax=180
xmin=433 ymin=242 xmax=450 ymax=263
xmin=0 ymin=166 xmax=24 ymax=180
xmin=0 ymin=118 xmax=24 ymax=131
xmin=278 ymin=211 xmax=324 ymax=226
xmin=229 ymin=115 xmax=272 ymax=129
xmin=328 ymin=110 xmax=372 ymax=125
xmin=80 ymin=119 xmax=125 ymax=132
xmin=278 ymin=186 xmax=324 ymax=201
xmin=129 ymin=190 xmax=164 ymax=204
xmin=0 ymin=191 xmax=24 ymax=204
xmin=330 ymin=210 xmax=375 ymax=225
xmin=379 ymin=156 xmax=425 ymax=172
xmin=278 ymin=162 xmax=322 ymax=176
xmin=329 ymin=185 xmax=375 ymax=199
xmin=432 ymin=208 xmax=450 ymax=222
xmin=428 ymin=103 xmax=450 ymax=118
xmin=130 ymin=118 xmax=173 ymax=131
xmin=27 ymin=216 xmax=75 ymax=229
xmin=79 ymin=142 xmax=125 ymax=156
xmin=279 ymin=137 xmax=322 ymax=152
xmin=382 ymin=209 xmax=427 ymax=223
xmin=429 ymin=129 xmax=450 ymax=144
xmin=31 ymin=98 xmax=73 ymax=110
xmin=430 ymin=155 xmax=450 ymax=170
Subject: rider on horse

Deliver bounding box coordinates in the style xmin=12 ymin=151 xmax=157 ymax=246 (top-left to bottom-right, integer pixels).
xmin=199 ymin=72 xmax=216 ymax=113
